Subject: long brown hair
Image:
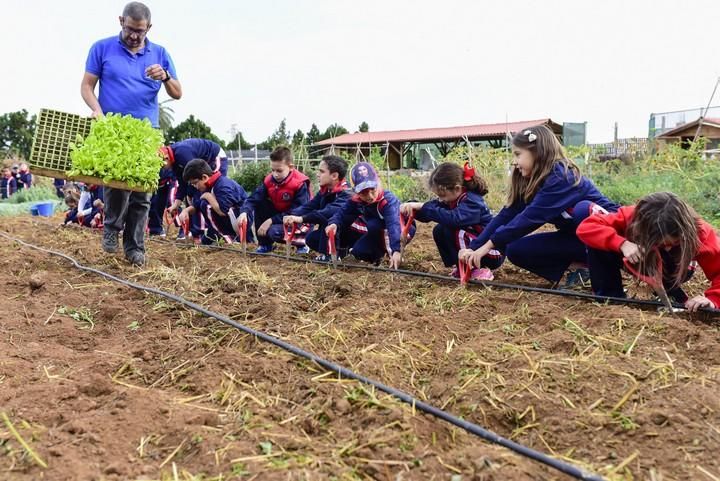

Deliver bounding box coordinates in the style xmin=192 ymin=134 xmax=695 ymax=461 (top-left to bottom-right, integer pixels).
xmin=626 ymin=192 xmax=700 ymax=288
xmin=428 ymin=162 xmax=488 ymax=196
xmin=508 ymin=125 xmax=580 ymax=205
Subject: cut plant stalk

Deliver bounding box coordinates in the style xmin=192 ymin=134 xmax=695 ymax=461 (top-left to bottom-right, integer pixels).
xmin=1 ymin=411 xmax=47 ymax=468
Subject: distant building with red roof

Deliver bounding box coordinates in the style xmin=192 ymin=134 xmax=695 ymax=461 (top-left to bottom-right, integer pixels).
xmin=313 ymin=118 xmax=564 ymax=169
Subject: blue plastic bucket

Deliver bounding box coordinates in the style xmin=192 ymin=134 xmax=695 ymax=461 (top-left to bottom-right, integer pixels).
xmin=30 ymin=206 xmax=39 ymax=216
xmin=35 ymin=202 xmax=55 ymax=217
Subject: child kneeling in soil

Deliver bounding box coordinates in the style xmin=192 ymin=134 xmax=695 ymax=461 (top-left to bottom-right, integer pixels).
xmin=401 ymin=162 xmax=502 ymax=281
xmin=237 ymin=146 xmax=311 ymax=253
xmin=326 ymin=162 xmax=416 ymax=269
xmin=577 ymin=191 xmax=720 ymax=312
xmin=159 ymin=138 xmax=229 ymax=241
xmin=458 ymin=125 xmax=618 ymax=286
xmin=282 ymin=155 xmax=353 ymax=261
xmin=181 ymin=159 xmax=253 ymax=245
xmin=62 ymin=186 xmax=81 ymax=225
xmin=76 ymin=184 xmax=105 ymax=229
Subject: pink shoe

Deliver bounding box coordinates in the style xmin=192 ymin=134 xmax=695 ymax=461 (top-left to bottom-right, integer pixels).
xmin=470 ymin=267 xmax=494 ymax=281
xmin=450 ymin=266 xmax=460 ymax=278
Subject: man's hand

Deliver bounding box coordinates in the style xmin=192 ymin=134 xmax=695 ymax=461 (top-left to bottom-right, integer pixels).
xmin=145 ymin=64 xmax=168 ymax=81
xmin=283 ymin=215 xmax=303 ymax=226
xmin=325 ymin=224 xmax=337 ymax=236
xmin=257 ymin=219 xmax=273 ymax=237
xmin=90 ymin=109 xmax=103 ymax=119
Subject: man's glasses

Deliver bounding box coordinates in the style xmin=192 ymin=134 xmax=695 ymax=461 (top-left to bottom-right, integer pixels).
xmin=122 ymin=23 xmax=149 ymax=37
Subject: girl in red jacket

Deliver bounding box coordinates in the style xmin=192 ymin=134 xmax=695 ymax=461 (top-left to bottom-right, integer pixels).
xmin=576 ymin=192 xmax=720 ymax=312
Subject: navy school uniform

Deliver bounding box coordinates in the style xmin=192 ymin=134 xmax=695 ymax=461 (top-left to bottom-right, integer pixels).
xmin=18 ymin=171 xmax=32 ymax=189
xmin=292 ymin=181 xmax=353 ymax=255
xmin=470 ymin=162 xmax=619 ymax=283
xmin=415 ymin=190 xmax=504 ymax=269
xmin=167 ymin=139 xmax=228 ymax=239
xmin=193 ymin=172 xmax=253 ymax=245
xmin=148 ymin=167 xmax=176 ymax=235
xmin=240 ymin=169 xmax=311 ymax=247
xmin=328 ymin=189 xmax=416 ymax=263
xmin=64 ymin=207 xmax=80 ymax=225
xmin=53 ymin=178 xmax=66 ymax=198
xmin=1 ymin=176 xmax=17 ymax=199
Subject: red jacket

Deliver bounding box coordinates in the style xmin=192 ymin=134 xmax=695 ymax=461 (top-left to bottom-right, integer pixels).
xmin=263 ymin=169 xmax=310 ymax=213
xmin=577 ymin=206 xmax=720 ymax=306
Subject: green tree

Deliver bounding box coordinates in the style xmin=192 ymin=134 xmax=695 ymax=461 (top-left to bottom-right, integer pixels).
xmin=291 ymin=129 xmax=305 ymax=148
xmin=306 ymin=123 xmax=321 ymax=145
xmin=165 ymin=114 xmax=224 ymax=147
xmin=0 ymin=109 xmax=36 ymax=160
xmin=260 ymin=118 xmax=291 ymax=150
xmin=359 ymin=121 xmax=369 ymax=132
xmin=226 ymin=131 xmax=252 ymax=150
xmin=320 ymin=123 xmax=348 ymax=141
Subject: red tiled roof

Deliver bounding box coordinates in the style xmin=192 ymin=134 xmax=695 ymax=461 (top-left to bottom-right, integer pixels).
xmin=658 ymin=117 xmax=720 ymax=138
xmin=314 ymin=119 xmax=558 ymax=146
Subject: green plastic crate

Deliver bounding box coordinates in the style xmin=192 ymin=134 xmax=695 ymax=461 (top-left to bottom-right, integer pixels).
xmin=29 ymin=109 xmax=93 ymax=174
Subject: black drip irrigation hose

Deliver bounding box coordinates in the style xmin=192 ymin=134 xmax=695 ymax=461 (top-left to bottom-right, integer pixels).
xmin=150 ymin=238 xmax=720 ymax=319
xmin=0 ymin=231 xmax=607 ymax=481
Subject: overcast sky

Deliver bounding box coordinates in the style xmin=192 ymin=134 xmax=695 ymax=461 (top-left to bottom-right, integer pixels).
xmin=3 ymin=0 xmax=718 ymax=144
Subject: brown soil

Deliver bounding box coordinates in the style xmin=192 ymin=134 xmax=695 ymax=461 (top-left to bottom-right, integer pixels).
xmin=1 ymin=215 xmax=719 ymax=481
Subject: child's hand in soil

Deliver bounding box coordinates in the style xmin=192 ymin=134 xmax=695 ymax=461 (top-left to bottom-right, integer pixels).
xmin=685 ymin=295 xmax=715 ymax=312
xmin=389 ymin=251 xmax=402 ymax=270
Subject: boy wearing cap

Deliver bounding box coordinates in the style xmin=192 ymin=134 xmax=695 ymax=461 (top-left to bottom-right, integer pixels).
xmin=237 ymin=146 xmax=311 ymax=253
xmin=282 ymin=155 xmax=352 ymax=261
xmin=326 ymin=162 xmax=416 ymax=269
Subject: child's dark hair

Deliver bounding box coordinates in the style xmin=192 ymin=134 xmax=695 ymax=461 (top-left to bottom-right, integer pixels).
xmin=270 ymin=146 xmax=294 ymax=164
xmin=428 ymin=162 xmax=488 ymax=196
xmin=509 ymin=125 xmax=580 ymax=205
xmin=182 ymin=159 xmax=214 ymax=182
xmin=627 ymin=192 xmax=700 ymax=288
xmin=321 ymin=155 xmax=348 ymax=180
xmin=64 ymin=190 xmax=80 ymax=206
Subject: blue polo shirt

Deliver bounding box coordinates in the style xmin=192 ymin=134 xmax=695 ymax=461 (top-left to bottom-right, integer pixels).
xmin=85 ymin=34 xmax=177 ymax=128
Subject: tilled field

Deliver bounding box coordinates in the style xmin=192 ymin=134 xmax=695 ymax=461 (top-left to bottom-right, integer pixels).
xmin=1 ymin=215 xmax=719 ymax=481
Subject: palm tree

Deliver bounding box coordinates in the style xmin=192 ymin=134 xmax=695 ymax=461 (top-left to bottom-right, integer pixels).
xmin=159 ymin=99 xmax=175 ymax=135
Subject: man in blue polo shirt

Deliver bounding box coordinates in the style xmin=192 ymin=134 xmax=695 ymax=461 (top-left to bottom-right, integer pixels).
xmin=80 ymin=1 xmax=182 ymax=266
